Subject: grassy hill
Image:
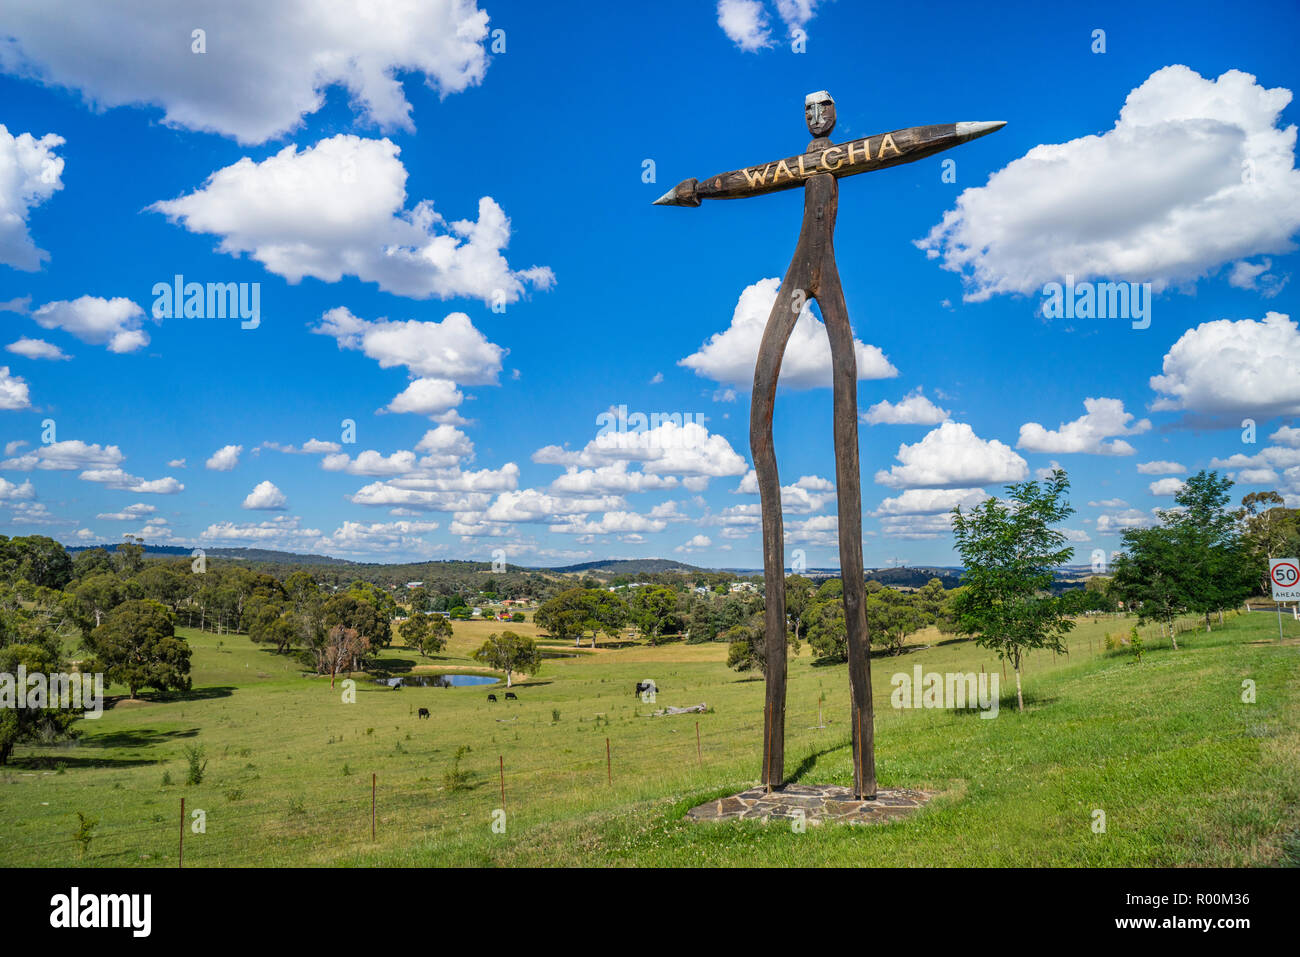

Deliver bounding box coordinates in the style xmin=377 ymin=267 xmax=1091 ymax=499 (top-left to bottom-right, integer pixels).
xmin=3 ymin=610 xmax=1297 ymax=867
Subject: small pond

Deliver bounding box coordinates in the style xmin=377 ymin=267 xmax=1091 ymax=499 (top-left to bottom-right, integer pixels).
xmin=377 ymin=674 xmax=499 ymax=688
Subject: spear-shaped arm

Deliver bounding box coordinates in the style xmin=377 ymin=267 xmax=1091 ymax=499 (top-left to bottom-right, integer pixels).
xmin=653 ymin=120 xmax=1004 ymax=206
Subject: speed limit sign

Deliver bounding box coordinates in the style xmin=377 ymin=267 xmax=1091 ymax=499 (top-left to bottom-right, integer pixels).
xmin=1271 ymin=559 xmax=1300 ymax=600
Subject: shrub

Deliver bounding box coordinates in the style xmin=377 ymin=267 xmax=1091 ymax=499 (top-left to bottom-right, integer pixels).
xmin=183 ymin=745 xmax=206 ymax=785
xmin=443 ymin=745 xmax=474 ymax=792
xmin=73 ymin=811 xmax=97 ymax=858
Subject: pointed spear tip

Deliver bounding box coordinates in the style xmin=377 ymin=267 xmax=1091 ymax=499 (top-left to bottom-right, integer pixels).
xmin=651 ymin=178 xmax=700 ymax=208
xmin=955 ymin=120 xmax=1007 ymax=140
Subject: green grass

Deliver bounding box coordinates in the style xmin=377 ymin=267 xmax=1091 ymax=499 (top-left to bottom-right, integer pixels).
xmin=2 ymin=610 xmax=1297 ymax=867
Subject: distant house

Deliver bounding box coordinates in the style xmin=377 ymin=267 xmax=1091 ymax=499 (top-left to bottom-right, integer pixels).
xmin=406 ymin=581 xmax=424 ymax=589
xmin=729 ymin=581 xmax=759 ymax=594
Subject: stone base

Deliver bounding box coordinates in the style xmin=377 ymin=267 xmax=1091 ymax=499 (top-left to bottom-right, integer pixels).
xmin=686 ymin=783 xmax=934 ymax=826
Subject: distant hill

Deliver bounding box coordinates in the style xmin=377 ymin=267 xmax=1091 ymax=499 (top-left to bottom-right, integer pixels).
xmin=67 ymin=543 xmax=353 ymax=565
xmin=545 ymin=558 xmax=706 ymax=576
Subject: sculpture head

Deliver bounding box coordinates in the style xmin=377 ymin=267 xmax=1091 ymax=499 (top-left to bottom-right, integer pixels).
xmin=805 ymin=90 xmax=836 ymax=137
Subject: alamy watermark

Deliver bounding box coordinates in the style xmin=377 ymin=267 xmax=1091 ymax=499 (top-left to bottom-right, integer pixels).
xmin=890 ymin=666 xmax=1000 ymax=718
xmin=595 ymin=405 xmax=708 ymax=450
xmin=1041 ymin=274 xmax=1150 ymax=329
xmin=0 ymin=667 xmax=103 ymax=718
xmin=151 ymin=274 xmax=260 ymax=329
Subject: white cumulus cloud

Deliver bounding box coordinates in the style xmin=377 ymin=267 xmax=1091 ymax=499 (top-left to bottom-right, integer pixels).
xmin=875 ymin=422 xmax=1028 ymax=489
xmin=0 ymin=0 xmax=492 ymax=145
xmin=1150 ymin=312 xmax=1300 ymax=417
xmin=152 ymin=136 xmax=554 ymax=302
xmin=205 ymin=444 xmax=242 ymax=471
xmin=242 ymin=480 xmax=287 ymax=510
xmin=861 ymin=388 xmax=950 ymax=425
xmin=1018 ymin=397 xmax=1150 ymax=455
xmin=918 ymin=66 xmax=1300 ymax=301
xmin=0 ymin=124 xmax=63 ymax=270
xmin=31 ymin=296 xmax=152 ymax=353
xmin=679 ymin=278 xmax=897 ymax=389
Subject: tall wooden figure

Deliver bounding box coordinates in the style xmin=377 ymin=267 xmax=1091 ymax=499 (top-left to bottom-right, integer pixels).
xmin=655 ymin=91 xmax=1004 ymax=799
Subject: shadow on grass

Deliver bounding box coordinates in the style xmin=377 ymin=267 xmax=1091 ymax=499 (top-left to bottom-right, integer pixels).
xmin=7 ymin=754 xmax=163 ymax=770
xmin=788 ymin=744 xmax=850 ymax=783
xmin=102 ymin=685 xmax=234 ymax=709
xmin=82 ymin=727 xmax=201 ymax=749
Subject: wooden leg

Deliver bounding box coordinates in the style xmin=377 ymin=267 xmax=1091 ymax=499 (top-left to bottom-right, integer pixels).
xmin=750 ymin=266 xmax=808 ymax=790
xmin=816 ymin=250 xmax=877 ymax=800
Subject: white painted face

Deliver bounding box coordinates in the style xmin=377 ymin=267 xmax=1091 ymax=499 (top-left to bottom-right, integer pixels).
xmin=805 ymin=91 xmax=836 ymax=137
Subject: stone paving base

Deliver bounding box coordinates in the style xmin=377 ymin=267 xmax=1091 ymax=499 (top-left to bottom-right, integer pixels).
xmin=686 ymin=782 xmax=934 ymax=826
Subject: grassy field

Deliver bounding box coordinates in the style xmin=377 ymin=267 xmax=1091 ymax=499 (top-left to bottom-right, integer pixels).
xmin=3 ymin=609 xmax=1298 ymax=867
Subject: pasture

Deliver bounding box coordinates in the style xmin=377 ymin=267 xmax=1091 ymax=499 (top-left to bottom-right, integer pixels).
xmin=3 ymin=611 xmax=1298 ymax=867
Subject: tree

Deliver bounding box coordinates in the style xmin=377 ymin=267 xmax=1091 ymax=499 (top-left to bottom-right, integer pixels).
xmin=806 ymin=597 xmax=847 ymax=662
xmin=74 ymin=573 xmax=131 ymax=629
xmin=724 ymin=615 xmax=767 ymax=674
xmin=323 ymin=593 xmax=391 ymax=654
xmin=8 ymin=536 xmax=74 ymax=590
xmin=950 ymin=468 xmax=1077 ymax=712
xmin=113 ymin=540 xmax=146 ymax=577
xmin=1240 ymin=490 xmax=1300 ymax=596
xmin=400 ymin=613 xmax=452 ymax=658
xmin=1167 ymin=471 xmax=1255 ymax=630
xmin=71 ymin=547 xmax=114 ymax=581
xmin=134 ymin=564 xmax=191 ymax=614
xmin=1110 ymin=526 xmax=1186 ymax=646
xmin=536 ymin=588 xmax=627 ymax=648
xmin=1114 ymin=472 xmax=1257 ymax=641
xmin=784 ymin=574 xmax=816 ymax=645
xmin=0 ymin=643 xmax=82 ymax=765
xmin=866 ymin=587 xmax=927 ymax=656
xmin=535 ymin=588 xmax=591 ymax=645
xmin=318 ymin=624 xmax=368 ymax=687
xmin=472 ymin=631 xmax=541 ymax=688
xmin=629 ymin=585 xmax=679 ymax=643
xmin=90 ymin=599 xmax=191 ymax=699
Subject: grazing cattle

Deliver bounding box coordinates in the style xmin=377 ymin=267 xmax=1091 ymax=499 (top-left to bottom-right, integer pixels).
xmin=487 ymin=694 xmax=498 ymax=703
xmin=417 ymin=707 xmax=430 ymax=719
xmin=635 ymin=681 xmax=658 ymax=696
xmin=504 ymin=692 xmax=518 ymax=700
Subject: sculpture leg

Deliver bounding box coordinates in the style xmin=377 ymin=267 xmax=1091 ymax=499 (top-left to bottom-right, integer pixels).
xmin=816 ymin=252 xmax=878 ymax=800
xmin=750 ymin=255 xmax=815 ymax=791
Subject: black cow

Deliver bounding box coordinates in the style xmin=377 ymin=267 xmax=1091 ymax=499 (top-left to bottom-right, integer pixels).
xmin=417 ymin=707 xmax=430 ymax=719
xmin=487 ymin=694 xmax=498 ymax=703
xmin=635 ymin=681 xmax=657 ymax=696
xmin=504 ymin=691 xmax=518 ymax=700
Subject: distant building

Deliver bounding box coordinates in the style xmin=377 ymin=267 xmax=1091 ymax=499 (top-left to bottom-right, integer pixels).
xmin=406 ymin=581 xmax=424 ymax=589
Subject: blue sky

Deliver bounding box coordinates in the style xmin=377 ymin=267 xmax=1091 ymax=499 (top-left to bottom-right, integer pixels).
xmin=1 ymin=0 xmax=1298 ymax=568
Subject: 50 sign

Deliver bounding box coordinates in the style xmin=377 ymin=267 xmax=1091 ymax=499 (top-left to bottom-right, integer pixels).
xmin=1270 ymin=558 xmax=1300 ymax=601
